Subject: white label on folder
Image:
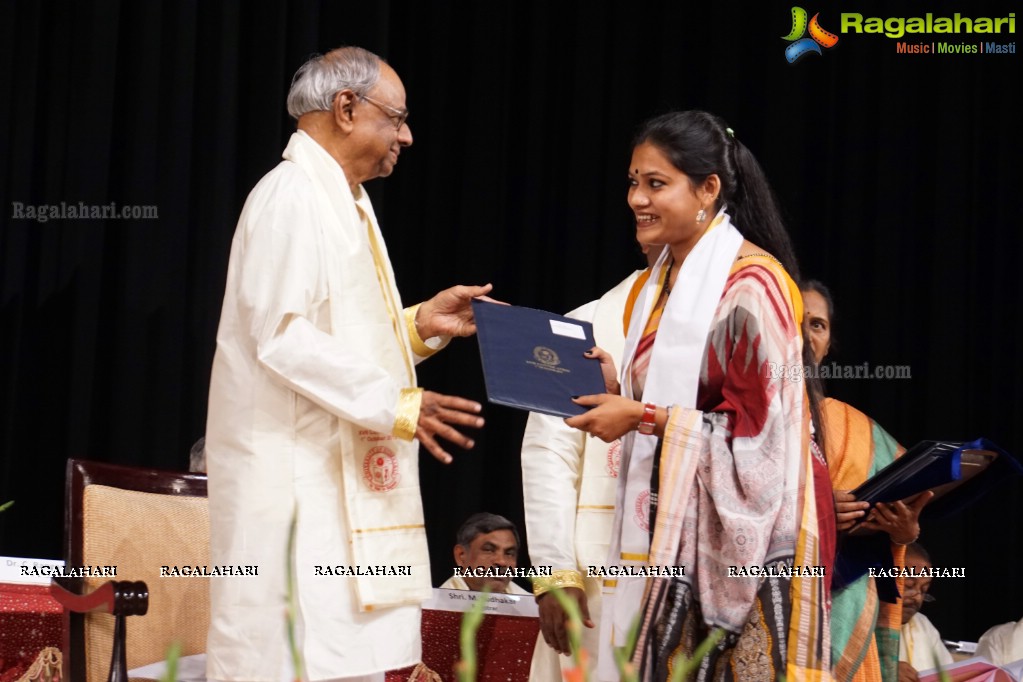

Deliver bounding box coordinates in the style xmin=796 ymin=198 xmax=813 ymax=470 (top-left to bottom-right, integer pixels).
xmin=550 ymin=320 xmax=586 ymax=340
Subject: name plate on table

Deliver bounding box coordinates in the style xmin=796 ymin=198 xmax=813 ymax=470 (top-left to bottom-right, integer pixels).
xmin=472 ymin=300 xmax=606 ymax=418
xmin=0 ymin=556 xmax=65 ymax=585
xmin=425 ymin=587 xmax=539 ymax=617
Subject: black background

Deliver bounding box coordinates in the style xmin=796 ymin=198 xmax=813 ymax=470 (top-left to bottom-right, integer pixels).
xmin=1 ymin=0 xmax=1020 ymax=643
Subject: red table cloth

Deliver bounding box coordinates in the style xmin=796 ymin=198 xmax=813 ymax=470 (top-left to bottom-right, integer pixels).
xmin=0 ymin=583 xmax=64 ymax=682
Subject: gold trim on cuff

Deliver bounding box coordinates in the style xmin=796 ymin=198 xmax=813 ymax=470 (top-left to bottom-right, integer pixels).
xmin=404 ymin=304 xmax=438 ymax=358
xmin=393 ymin=387 xmax=422 ymax=442
xmin=532 ymin=569 xmax=585 ymax=597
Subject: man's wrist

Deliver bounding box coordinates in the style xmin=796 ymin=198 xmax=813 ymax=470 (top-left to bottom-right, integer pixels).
xmin=413 ymin=303 xmax=428 ymax=336
xmin=404 ymin=304 xmax=439 ymax=357
xmin=892 ymin=528 xmax=920 ymax=546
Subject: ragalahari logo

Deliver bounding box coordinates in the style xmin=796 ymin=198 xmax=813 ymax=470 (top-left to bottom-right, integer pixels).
xmin=783 ymin=7 xmax=839 ymax=63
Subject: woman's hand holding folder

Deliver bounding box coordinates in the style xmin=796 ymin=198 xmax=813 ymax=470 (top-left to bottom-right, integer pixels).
xmin=857 ymin=490 xmax=934 ymax=545
xmin=840 ymin=490 xmax=934 ymax=543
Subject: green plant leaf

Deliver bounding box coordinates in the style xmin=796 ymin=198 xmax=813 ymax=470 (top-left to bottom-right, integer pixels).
xmin=549 ymin=587 xmax=586 ymax=670
xmin=160 ymin=641 xmax=181 ymax=682
xmin=668 ymin=627 xmax=725 ymax=681
xmin=456 ymin=587 xmax=491 ymax=682
xmin=285 ymin=506 xmax=306 ymax=682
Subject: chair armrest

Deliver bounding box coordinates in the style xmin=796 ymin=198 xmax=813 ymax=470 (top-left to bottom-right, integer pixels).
xmin=50 ymin=578 xmax=149 ymax=682
xmin=49 ymin=576 xmax=149 ymax=616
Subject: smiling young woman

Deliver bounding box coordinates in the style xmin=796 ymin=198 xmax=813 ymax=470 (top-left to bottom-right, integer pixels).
xmin=566 ymin=110 xmax=832 ymax=681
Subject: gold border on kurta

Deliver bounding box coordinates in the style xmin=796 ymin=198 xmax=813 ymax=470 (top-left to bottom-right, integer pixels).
xmin=620 ymin=552 xmax=649 ymax=562
xmin=393 ymin=387 xmax=422 ymax=441
xmin=404 ymin=304 xmax=439 ymax=358
xmin=532 ymin=568 xmax=585 ymax=596
xmin=360 ymin=206 xmax=415 ymax=385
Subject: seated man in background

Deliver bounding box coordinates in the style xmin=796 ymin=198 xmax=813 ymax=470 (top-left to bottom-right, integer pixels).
xmin=440 ymin=512 xmax=529 ymax=595
xmin=976 ymin=616 xmax=1023 ymax=667
xmin=899 ymin=543 xmax=954 ymax=681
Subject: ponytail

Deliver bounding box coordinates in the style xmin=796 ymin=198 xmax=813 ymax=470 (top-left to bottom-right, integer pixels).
xmin=729 ymin=141 xmax=800 ymax=281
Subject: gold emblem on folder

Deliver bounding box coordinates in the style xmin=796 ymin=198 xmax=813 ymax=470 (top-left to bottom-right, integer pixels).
xmin=532 ymin=346 xmax=560 ymax=366
xmin=528 ymin=346 xmax=570 ymax=374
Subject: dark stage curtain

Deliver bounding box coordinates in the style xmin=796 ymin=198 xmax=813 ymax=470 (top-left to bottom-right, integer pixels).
xmin=2 ymin=0 xmax=1020 ymax=644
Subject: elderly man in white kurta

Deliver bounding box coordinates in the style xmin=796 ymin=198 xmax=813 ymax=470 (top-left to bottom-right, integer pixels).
xmin=522 ymin=246 xmax=660 ymax=682
xmin=205 ymin=47 xmax=490 ymax=682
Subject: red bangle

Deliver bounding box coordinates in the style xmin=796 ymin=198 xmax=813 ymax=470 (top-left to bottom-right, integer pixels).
xmin=637 ymin=403 xmax=657 ymax=435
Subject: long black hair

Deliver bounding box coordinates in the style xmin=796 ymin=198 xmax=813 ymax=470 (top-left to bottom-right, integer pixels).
xmin=633 ymin=110 xmax=801 ymax=282
xmin=803 ymin=328 xmax=829 ymax=459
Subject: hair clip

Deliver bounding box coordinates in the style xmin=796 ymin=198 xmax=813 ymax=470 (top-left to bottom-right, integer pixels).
xmin=725 ymin=127 xmax=735 ymax=138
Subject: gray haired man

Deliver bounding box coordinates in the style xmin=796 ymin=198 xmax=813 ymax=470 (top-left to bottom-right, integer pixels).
xmin=205 ymin=46 xmax=490 ymax=682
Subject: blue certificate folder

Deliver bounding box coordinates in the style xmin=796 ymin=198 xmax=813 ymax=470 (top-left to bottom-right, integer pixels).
xmin=850 ymin=440 xmax=966 ymax=506
xmin=850 ymin=438 xmax=1019 ymax=516
xmin=836 ymin=438 xmax=1019 ymax=594
xmin=471 ymin=300 xmax=606 ymax=418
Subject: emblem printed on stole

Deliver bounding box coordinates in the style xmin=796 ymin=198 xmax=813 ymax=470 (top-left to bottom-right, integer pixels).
xmin=633 ymin=489 xmax=651 ymax=532
xmin=606 ymin=439 xmax=622 ymax=478
xmin=363 ymin=446 xmax=400 ymax=492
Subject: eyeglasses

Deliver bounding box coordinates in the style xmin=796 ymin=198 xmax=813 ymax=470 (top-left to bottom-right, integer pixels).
xmin=904 ymin=581 xmax=937 ymax=603
xmin=360 ymin=95 xmax=409 ymax=130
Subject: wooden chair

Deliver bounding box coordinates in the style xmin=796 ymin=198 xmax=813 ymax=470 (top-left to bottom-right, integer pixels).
xmin=50 ymin=459 xmax=209 ymax=682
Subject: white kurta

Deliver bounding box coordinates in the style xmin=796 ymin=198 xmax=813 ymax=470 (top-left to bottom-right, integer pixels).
xmin=520 ymin=271 xmax=642 ymax=682
xmin=206 ymin=131 xmax=436 ymax=681
xmin=977 ymin=618 xmax=1023 ymax=667
xmin=900 ymin=613 xmax=954 ymax=672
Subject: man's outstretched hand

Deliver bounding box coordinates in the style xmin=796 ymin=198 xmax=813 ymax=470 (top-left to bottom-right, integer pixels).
xmin=415 ymin=284 xmax=495 ymax=339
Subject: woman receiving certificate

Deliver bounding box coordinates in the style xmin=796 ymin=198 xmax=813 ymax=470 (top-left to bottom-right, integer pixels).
xmin=566 ymin=110 xmax=832 ymax=681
